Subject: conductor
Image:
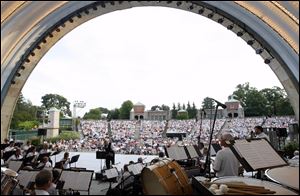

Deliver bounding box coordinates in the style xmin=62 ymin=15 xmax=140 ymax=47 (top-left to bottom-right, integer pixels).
xmin=104 ymin=139 xmax=115 ymax=169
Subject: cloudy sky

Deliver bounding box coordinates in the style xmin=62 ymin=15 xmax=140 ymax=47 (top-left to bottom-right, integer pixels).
xmin=22 ymin=7 xmax=283 ymax=116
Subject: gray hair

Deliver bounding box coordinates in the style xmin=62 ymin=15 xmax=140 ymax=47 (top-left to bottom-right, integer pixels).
xmin=221 ymin=132 xmax=234 ymax=141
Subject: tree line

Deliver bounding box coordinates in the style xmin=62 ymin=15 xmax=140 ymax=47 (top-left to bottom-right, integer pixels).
xmin=11 ymin=83 xmax=294 ymax=130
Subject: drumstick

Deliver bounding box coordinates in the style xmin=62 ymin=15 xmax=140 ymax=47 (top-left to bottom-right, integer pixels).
xmin=228 ymin=188 xmax=276 ymax=195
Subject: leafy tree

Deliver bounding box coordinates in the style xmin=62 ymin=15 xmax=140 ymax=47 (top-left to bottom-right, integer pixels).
xmin=108 ymin=109 xmax=120 ymax=120
xmin=177 ymin=112 xmax=189 ymax=120
xmin=177 ymin=103 xmax=181 ymax=110
xmin=244 ymin=89 xmax=268 ymax=116
xmin=182 ymin=103 xmax=186 ymax=110
xmin=202 ymin=97 xmax=215 ymax=109
xmin=99 ymin=107 xmax=110 ymax=114
xmin=151 ymin=105 xmax=161 ymax=111
xmin=41 ymin=94 xmax=71 ymax=117
xmin=83 ymin=108 xmax=101 ymax=120
xmin=10 ymin=93 xmax=39 ymax=129
xmin=119 ymin=100 xmax=133 ymax=119
xmin=232 ymin=82 xmax=252 ymax=107
xmin=186 ymin=102 xmax=192 ymax=119
xmin=18 ymin=121 xmax=39 ymax=130
xmin=190 ymin=102 xmax=197 ymax=119
xmin=171 ymin=103 xmax=177 ymax=119
xmin=161 ymin=104 xmax=170 ymax=111
xmin=260 ymin=87 xmax=294 ymax=116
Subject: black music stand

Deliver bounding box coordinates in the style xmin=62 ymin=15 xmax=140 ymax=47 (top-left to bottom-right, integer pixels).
xmin=58 ymin=169 xmax=94 ymax=194
xmin=102 ymin=167 xmax=119 ymax=191
xmin=69 ymin=154 xmax=80 ymax=168
xmin=3 ymin=150 xmax=15 ymax=161
xmin=96 ymin=151 xmax=107 ymax=173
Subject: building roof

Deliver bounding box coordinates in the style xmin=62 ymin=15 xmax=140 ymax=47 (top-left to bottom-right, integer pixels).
xmin=134 ymin=102 xmax=145 ymax=106
xmin=226 ymin=95 xmax=240 ymax=103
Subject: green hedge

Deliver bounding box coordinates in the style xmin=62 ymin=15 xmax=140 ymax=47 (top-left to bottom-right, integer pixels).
xmin=46 ymin=131 xmax=80 ymax=143
xmin=283 ymin=141 xmax=299 ymax=159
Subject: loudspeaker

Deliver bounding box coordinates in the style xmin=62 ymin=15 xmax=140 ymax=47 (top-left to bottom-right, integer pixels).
xmin=276 ymin=128 xmax=287 ymax=137
xmin=38 ymin=128 xmax=47 ymax=136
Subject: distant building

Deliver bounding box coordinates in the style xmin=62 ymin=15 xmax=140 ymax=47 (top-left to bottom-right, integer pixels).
xmin=197 ymin=95 xmax=244 ymax=119
xmin=224 ymin=95 xmax=245 ymax=118
xmin=130 ymin=102 xmax=171 ymax=120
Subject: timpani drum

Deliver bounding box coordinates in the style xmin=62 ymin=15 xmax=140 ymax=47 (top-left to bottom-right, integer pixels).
xmin=141 ymin=158 xmax=192 ymax=195
xmin=1 ymin=168 xmax=18 ymax=195
xmin=211 ymin=176 xmax=298 ymax=195
xmin=265 ymin=166 xmax=299 ymax=191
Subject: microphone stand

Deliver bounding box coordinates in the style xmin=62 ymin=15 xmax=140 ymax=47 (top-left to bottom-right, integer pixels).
xmin=204 ymin=104 xmax=221 ymax=181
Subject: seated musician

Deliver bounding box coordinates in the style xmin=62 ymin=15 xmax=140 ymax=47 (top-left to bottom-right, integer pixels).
xmin=4 ymin=140 xmax=16 ymax=153
xmin=34 ymin=169 xmax=53 ymax=195
xmin=213 ymin=132 xmax=240 ymax=177
xmin=36 ymin=156 xmax=52 ymax=170
xmin=39 ymin=143 xmax=53 ymax=166
xmin=22 ymin=140 xmax=32 ymax=155
xmin=1 ymin=150 xmax=4 ymax=166
xmin=60 ymin=152 xmax=70 ymax=169
xmin=122 ymin=164 xmax=134 ymax=189
xmin=6 ymin=147 xmax=23 ymax=165
xmin=47 ymin=169 xmax=60 ymax=195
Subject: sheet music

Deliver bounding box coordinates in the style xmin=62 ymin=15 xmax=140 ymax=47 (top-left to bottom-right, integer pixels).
xmin=17 ymin=170 xmax=39 ymax=187
xmin=104 ymin=168 xmax=118 ymax=179
xmin=166 ymin=146 xmax=188 ymax=160
xmin=128 ymin=163 xmax=144 ymax=175
xmin=233 ymin=139 xmax=287 ymax=170
xmin=186 ymin=146 xmax=199 ymax=158
xmin=60 ymin=170 xmax=93 ymax=191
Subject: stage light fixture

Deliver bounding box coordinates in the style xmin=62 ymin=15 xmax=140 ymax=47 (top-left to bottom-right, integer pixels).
xmin=198 ymin=9 xmax=204 ymax=14
xmin=247 ymin=40 xmax=254 ymax=45
xmin=176 ymin=2 xmax=182 ymax=6
xmin=227 ymin=25 xmax=233 ymax=30
xmin=84 ymin=10 xmax=89 ymax=14
xmin=264 ymin=57 xmax=274 ymax=64
xmin=11 ymin=80 xmax=16 ymax=84
xmin=255 ymin=48 xmax=264 ymax=54
xmin=237 ymin=31 xmax=244 ymax=37
xmin=217 ymin=18 xmax=224 ymax=23
xmin=208 ymin=13 xmax=214 ymax=18
xmin=69 ymin=18 xmax=74 ymax=23
xmin=16 ymin=73 xmax=21 ymax=77
xmin=189 ymin=5 xmax=194 ymax=10
xmin=20 ymin=65 xmax=25 ymax=70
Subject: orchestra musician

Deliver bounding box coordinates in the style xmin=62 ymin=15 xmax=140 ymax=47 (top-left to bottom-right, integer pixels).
xmin=4 ymin=141 xmax=15 ymax=153
xmin=213 ymin=132 xmax=240 ymax=177
xmin=6 ymin=147 xmax=23 ymax=165
xmin=104 ymin=139 xmax=115 ymax=169
xmin=33 ymin=169 xmax=53 ymax=195
xmin=60 ymin=152 xmax=70 ymax=169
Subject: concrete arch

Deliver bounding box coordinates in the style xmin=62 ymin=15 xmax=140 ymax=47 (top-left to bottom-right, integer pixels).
xmin=1 ymin=1 xmax=299 ymax=141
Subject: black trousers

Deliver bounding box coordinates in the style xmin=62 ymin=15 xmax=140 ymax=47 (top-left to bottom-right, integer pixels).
xmin=105 ymin=154 xmax=115 ymax=169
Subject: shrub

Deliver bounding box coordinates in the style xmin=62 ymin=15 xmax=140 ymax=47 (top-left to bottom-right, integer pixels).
xmin=283 ymin=141 xmax=299 ymax=159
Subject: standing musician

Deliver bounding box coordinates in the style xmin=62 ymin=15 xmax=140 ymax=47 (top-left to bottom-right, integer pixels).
xmin=104 ymin=139 xmax=115 ymax=169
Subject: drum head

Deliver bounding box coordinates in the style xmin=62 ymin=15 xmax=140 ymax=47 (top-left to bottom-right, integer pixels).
xmin=142 ymin=167 xmax=167 ymax=195
xmin=3 ymin=168 xmax=17 ymax=177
